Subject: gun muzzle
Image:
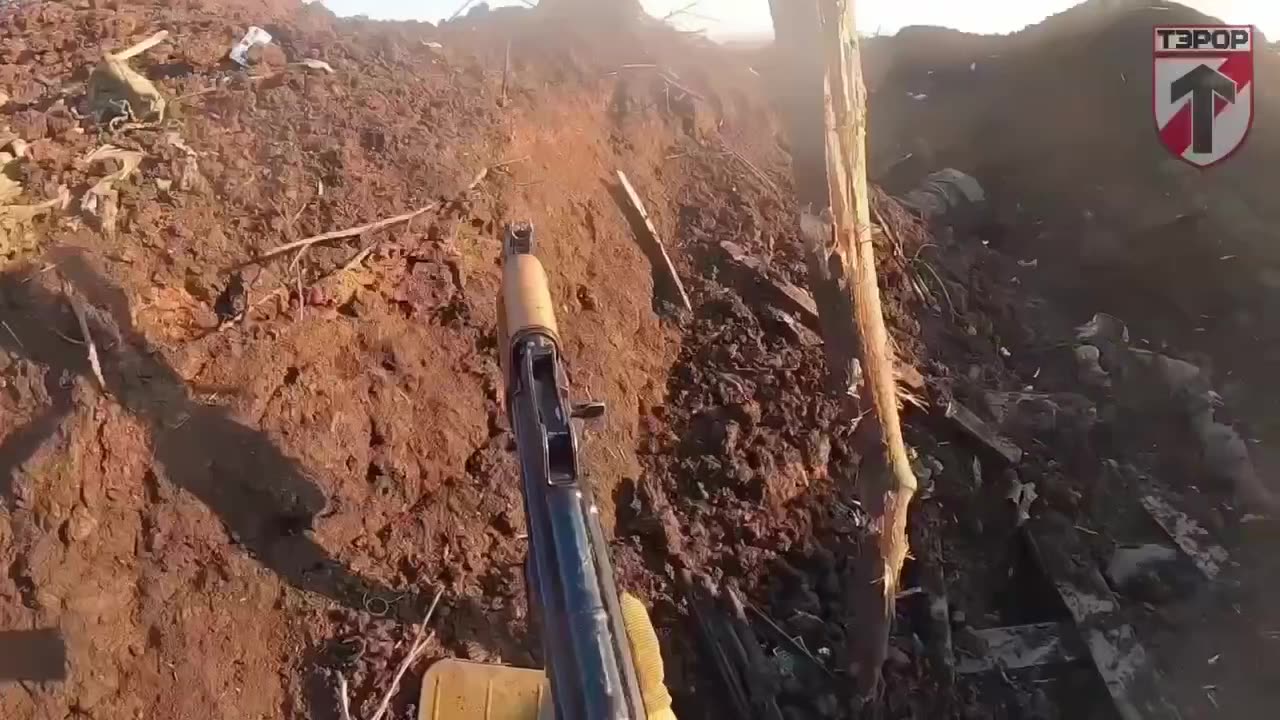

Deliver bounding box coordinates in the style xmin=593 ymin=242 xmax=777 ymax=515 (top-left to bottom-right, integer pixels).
xmin=499 ymin=221 xmax=560 ymax=387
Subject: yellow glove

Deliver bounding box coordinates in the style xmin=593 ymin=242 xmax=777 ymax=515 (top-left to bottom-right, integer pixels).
xmin=620 ymin=593 xmax=678 ymax=720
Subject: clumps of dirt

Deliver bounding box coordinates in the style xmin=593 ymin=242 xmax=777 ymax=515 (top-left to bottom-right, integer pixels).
xmin=11 ymin=0 xmax=1273 ymax=719
xmin=0 ymin=1 xmax=842 ymax=718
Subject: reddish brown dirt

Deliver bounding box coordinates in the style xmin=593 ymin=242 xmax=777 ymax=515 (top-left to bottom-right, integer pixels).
xmin=0 ymin=2 xmax=831 ymax=719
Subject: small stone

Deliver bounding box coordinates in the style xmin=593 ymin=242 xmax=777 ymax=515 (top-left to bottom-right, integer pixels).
xmin=787 ymin=610 xmax=825 ymax=636
xmin=491 ymin=508 xmax=517 ymax=536
xmin=1105 ymin=544 xmax=1178 ymax=591
xmin=260 ymin=43 xmax=288 ymax=68
xmin=63 ymin=505 xmax=98 ymax=544
xmin=953 ymin=626 xmax=990 ymax=658
xmin=814 ymin=694 xmax=840 ymax=719
xmin=11 ymin=109 xmax=48 ymax=141
xmin=885 ymin=644 xmax=912 ymax=669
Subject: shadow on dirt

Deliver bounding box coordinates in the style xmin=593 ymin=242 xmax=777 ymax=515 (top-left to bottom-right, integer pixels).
xmin=0 ymin=628 xmax=66 ymax=681
xmin=0 ymin=253 xmax=399 ymax=610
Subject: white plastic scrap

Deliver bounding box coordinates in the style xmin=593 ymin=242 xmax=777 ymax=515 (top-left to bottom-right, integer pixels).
xmin=229 ymin=26 xmax=273 ymax=67
xmin=1006 ymin=478 xmax=1038 ymax=526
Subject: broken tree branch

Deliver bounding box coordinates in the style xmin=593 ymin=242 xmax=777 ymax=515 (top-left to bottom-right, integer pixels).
xmin=770 ymin=0 xmax=917 ymax=702
xmin=817 ymin=0 xmax=917 ymax=699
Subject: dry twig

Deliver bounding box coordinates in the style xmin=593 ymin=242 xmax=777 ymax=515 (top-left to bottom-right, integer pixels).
xmin=219 ymin=158 xmax=513 ymax=331
xmin=65 ymin=288 xmax=106 ymax=391
xmin=871 ymin=198 xmax=934 ymax=306
xmin=500 ymin=39 xmax=511 ymax=107
xmin=447 ymin=0 xmax=478 ymax=21
xmin=247 ymin=205 xmax=440 ymax=266
xmin=367 ymin=588 xmax=445 ymax=720
xmin=914 ymin=259 xmax=957 ymax=318
xmin=615 ymin=170 xmax=692 ymax=312
xmin=113 ymin=30 xmax=169 ymax=61
xmin=659 ymin=71 xmax=705 ymax=102
xmin=721 ymin=141 xmax=783 ymax=197
xmin=337 ymin=675 xmax=353 ymax=720
xmin=1 ymin=320 xmax=23 ymax=349
xmin=662 ymin=1 xmax=702 ymax=21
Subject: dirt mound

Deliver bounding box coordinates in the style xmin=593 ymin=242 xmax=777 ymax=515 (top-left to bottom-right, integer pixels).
xmin=868 ymin=0 xmax=1280 ymax=456
xmin=0 ymin=1 xmax=825 ymax=718
xmin=5 ymin=1 xmax=1278 ymax=719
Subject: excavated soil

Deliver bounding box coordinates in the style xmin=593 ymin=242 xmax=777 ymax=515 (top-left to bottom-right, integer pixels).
xmin=0 ymin=2 xmax=844 ymax=718
xmin=3 ymin=1 xmax=1279 ymax=719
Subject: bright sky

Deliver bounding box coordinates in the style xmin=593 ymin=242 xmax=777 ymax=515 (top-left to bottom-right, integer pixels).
xmin=320 ymin=0 xmax=1280 ymax=40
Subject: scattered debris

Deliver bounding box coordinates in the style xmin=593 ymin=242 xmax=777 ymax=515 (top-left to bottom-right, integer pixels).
xmin=720 ymin=140 xmax=783 ymax=198
xmin=1137 ymin=489 xmax=1229 ymax=580
xmin=954 ymin=622 xmax=1084 ymax=674
xmin=1075 ymin=312 xmax=1129 ymax=344
xmin=1025 ymin=515 xmax=1176 ymax=720
xmin=87 ymin=31 xmax=169 ymax=123
xmin=941 ymin=398 xmax=1024 ymax=464
xmin=983 ymin=391 xmax=1097 ymax=447
xmin=230 ymin=26 xmax=274 ymax=67
xmin=719 ymin=240 xmax=820 ymax=328
xmin=1 ymin=186 xmax=69 ymax=263
xmin=614 ymin=170 xmax=692 ymax=313
xmin=296 ymin=58 xmax=335 ymax=74
xmin=80 ymin=145 xmax=145 ymax=240
xmin=339 ymin=588 xmax=443 ymax=720
xmin=1004 ymin=474 xmax=1038 ymax=525
xmin=1105 ymin=544 xmax=1179 ymax=592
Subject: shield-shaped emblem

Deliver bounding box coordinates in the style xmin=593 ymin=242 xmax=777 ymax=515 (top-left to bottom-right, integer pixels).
xmin=1154 ymin=25 xmax=1254 ymax=168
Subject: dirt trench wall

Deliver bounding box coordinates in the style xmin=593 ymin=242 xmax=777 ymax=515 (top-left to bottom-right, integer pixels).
xmin=0 ymin=1 xmax=793 ymax=717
